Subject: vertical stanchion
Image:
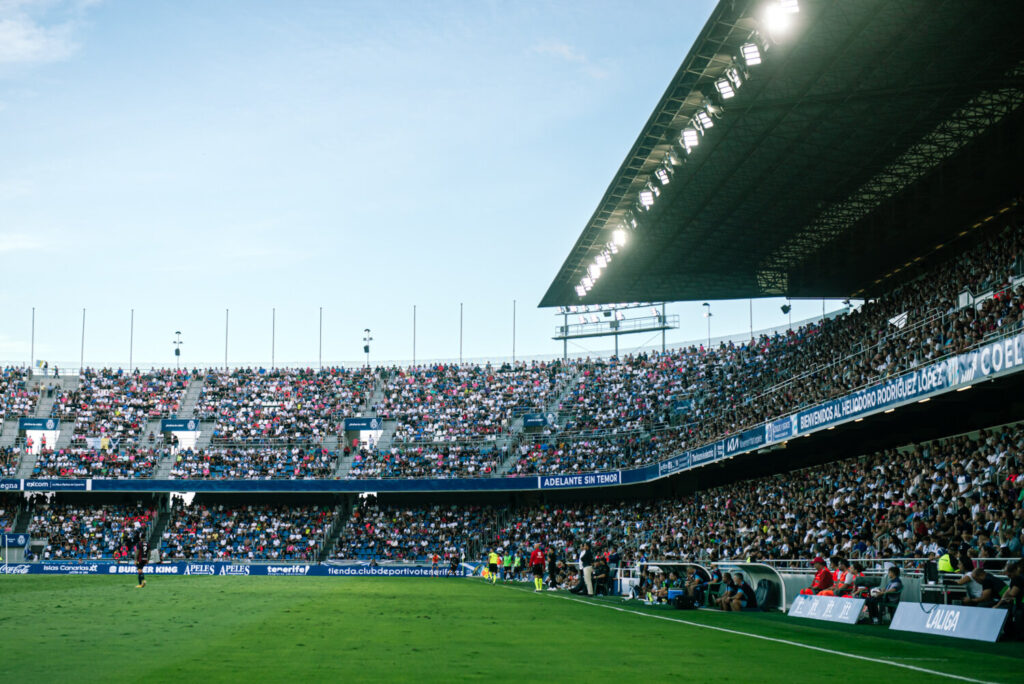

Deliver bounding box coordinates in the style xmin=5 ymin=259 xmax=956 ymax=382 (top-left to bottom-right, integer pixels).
xmin=271 ymin=307 xmax=276 ymax=369
xmin=318 ymin=306 xmax=323 ymax=371
xmin=459 ymin=302 xmax=463 ymax=365
xmin=80 ymin=308 xmax=86 ymax=373
xmin=30 ymin=307 xmax=35 ymax=370
xmin=512 ymin=300 xmax=516 ymax=363
xmin=129 ymin=309 xmax=134 ymax=372
xmin=413 ymin=305 xmax=417 ymax=367
xmin=224 ymin=309 xmax=229 ymax=371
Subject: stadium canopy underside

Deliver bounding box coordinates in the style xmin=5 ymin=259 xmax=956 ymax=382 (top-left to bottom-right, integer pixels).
xmin=540 ymin=0 xmax=1024 ymax=307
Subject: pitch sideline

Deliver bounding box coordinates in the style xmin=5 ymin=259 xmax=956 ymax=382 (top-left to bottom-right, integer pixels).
xmin=494 ymin=581 xmax=1000 ymax=684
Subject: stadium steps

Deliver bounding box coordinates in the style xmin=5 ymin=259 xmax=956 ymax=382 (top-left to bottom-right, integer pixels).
xmin=0 ymin=420 xmax=18 ymax=448
xmin=492 ymin=445 xmax=520 ymax=477
xmin=11 ymin=503 xmax=30 ymax=534
xmin=193 ymin=422 xmax=214 ymax=450
xmin=153 ymin=452 xmax=176 ymax=479
xmin=177 ymin=377 xmax=205 ymax=419
xmin=317 ymin=500 xmax=353 ymax=562
xmin=334 ymin=450 xmax=356 ymax=478
xmin=374 ymin=420 xmax=398 ymax=451
xmin=53 ymin=427 xmax=74 ymax=450
xmin=15 ymin=451 xmax=37 ymax=479
xmin=147 ymin=507 xmax=171 ymax=556
xmin=33 ymin=389 xmax=57 ymax=419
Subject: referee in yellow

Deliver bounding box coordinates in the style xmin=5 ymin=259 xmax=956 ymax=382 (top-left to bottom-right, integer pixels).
xmin=487 ymin=549 xmax=501 ymax=585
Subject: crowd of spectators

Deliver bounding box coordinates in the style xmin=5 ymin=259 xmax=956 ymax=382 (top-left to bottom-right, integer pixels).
xmin=507 ymin=432 xmax=686 ymax=476
xmin=0 ymin=367 xmax=39 ymax=418
xmin=333 ymin=500 xmax=498 ymax=562
xmin=52 ymin=368 xmax=192 ymax=444
xmin=0 ymin=446 xmax=20 ymax=478
xmin=32 ymin=446 xmax=159 ymax=478
xmin=27 ymin=502 xmax=153 ymax=560
xmin=168 ymin=446 xmax=336 ymax=479
xmin=161 ymin=503 xmax=330 ymax=561
xmin=374 ymin=362 xmax=572 ymax=443
xmin=347 ymin=442 xmax=505 ymax=479
xmin=197 ymin=367 xmax=374 ymax=442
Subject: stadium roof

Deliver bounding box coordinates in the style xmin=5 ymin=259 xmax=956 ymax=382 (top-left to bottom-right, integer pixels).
xmin=541 ymin=0 xmax=1024 ymax=307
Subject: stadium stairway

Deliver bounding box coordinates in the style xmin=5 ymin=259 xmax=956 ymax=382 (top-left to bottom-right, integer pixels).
xmin=193 ymin=423 xmax=214 ymax=450
xmin=177 ymin=377 xmax=205 ymax=419
xmin=147 ymin=507 xmax=171 ymax=560
xmin=333 ymin=449 xmax=356 ymax=478
xmin=15 ymin=450 xmax=36 ymax=479
xmin=317 ymin=499 xmax=353 ymax=562
xmin=0 ymin=420 xmax=18 ymax=449
xmin=153 ymin=451 xmax=175 ymax=479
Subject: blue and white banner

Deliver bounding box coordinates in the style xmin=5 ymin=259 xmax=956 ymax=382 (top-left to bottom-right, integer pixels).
xmin=343 ymin=417 xmax=383 ymax=431
xmin=522 ymin=412 xmax=558 ymax=428
xmin=724 ymin=427 xmax=766 ymax=456
xmin=18 ymin=418 xmax=59 ymax=431
xmin=658 ymin=454 xmax=690 ymax=477
xmin=23 ymin=479 xmax=89 ymax=491
xmin=889 ymin=602 xmax=1008 ymax=642
xmin=766 ymin=416 xmax=797 ymax=443
xmin=0 ymin=561 xmax=468 ymax=577
xmin=788 ymin=594 xmax=864 ymax=624
xmin=538 ymin=471 xmax=621 ymax=489
xmin=161 ymin=419 xmax=200 ymax=432
xmin=1 ymin=533 xmax=29 ymax=548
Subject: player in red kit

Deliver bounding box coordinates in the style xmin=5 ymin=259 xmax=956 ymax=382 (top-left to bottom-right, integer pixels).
xmin=530 ymin=544 xmax=546 ymax=592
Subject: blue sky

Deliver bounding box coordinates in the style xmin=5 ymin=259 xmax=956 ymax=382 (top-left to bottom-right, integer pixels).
xmin=0 ymin=0 xmax=844 ymax=368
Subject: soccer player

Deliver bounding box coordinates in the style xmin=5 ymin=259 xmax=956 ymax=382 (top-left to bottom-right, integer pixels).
xmin=133 ymin=531 xmax=149 ymax=589
xmin=487 ymin=549 xmax=500 ymax=585
xmin=529 ymin=544 xmax=545 ymax=592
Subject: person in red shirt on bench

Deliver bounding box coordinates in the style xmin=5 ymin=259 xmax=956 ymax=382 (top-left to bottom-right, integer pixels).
xmin=800 ymin=556 xmax=834 ymax=595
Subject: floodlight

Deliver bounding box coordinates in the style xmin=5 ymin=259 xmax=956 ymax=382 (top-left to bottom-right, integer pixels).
xmin=681 ymin=128 xmax=700 ymax=152
xmin=655 ymin=167 xmax=671 ymax=185
xmin=612 ymin=229 xmax=627 ymax=246
xmin=606 ymin=241 xmax=619 ymax=255
xmin=575 ymin=285 xmax=586 ymax=297
xmin=694 ymin=110 xmax=714 ymax=130
xmin=595 ymin=254 xmax=607 ymax=269
xmin=589 ymin=314 xmax=600 ymax=324
xmin=715 ymin=78 xmax=734 ymax=99
xmin=581 ymin=276 xmax=593 ymax=289
xmin=588 ymin=263 xmax=602 ymax=280
xmin=741 ymin=43 xmax=762 ymax=66
xmin=639 ymin=189 xmax=655 ymax=208
xmin=780 ymin=0 xmax=799 ymax=13
xmin=615 ymin=311 xmax=625 ymax=321
xmin=764 ymin=0 xmax=798 ymax=35
xmin=726 ymin=67 xmax=743 ymax=89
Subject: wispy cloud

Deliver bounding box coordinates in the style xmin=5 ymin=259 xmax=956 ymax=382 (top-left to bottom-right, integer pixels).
xmin=532 ymin=41 xmax=608 ymax=79
xmin=0 ymin=1 xmax=98 ymax=68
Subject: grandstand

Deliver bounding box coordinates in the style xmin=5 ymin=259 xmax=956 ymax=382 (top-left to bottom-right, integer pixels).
xmin=3 ymin=0 xmax=1024 ymax=680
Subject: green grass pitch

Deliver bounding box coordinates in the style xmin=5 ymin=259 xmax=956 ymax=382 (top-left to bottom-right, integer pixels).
xmin=1 ymin=576 xmax=1019 ymax=682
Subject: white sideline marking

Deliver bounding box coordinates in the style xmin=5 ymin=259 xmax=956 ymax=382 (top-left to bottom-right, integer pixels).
xmin=500 ymin=584 xmax=1000 ymax=684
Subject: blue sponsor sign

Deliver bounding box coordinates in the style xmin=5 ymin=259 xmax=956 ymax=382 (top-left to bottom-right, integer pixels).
xmin=0 ymin=480 xmax=20 ymax=492
xmin=539 ymin=472 xmax=621 ymax=489
xmin=1 ymin=533 xmax=29 ymax=548
xmin=18 ymin=417 xmax=58 ymax=431
xmin=4 ymin=562 xmax=467 ymax=577
xmin=23 ymin=479 xmax=88 ymax=491
xmin=672 ymin=399 xmax=691 ymax=415
xmin=724 ymin=427 xmax=766 ymax=456
xmin=658 ymin=454 xmax=690 ymax=477
xmin=766 ymin=416 xmax=797 ymax=442
xmin=343 ymin=417 xmax=383 ymax=431
xmin=788 ymin=594 xmax=864 ymax=624
xmin=889 ymin=603 xmax=1008 ymax=642
xmin=522 ymin=412 xmax=558 ymax=428
xmin=689 ymin=444 xmax=718 ymax=467
xmin=161 ymin=419 xmax=200 ymax=432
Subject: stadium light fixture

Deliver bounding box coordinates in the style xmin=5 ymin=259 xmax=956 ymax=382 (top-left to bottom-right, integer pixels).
xmin=681 ymin=127 xmax=700 ymax=152
xmin=655 ymin=166 xmax=671 ymax=185
xmin=763 ymin=0 xmax=799 ymax=35
xmin=715 ymin=78 xmax=735 ymax=99
xmin=588 ymin=263 xmax=602 ymax=280
xmin=639 ymin=189 xmax=655 ymax=208
xmin=606 ymin=241 xmax=619 ymax=255
xmin=612 ymin=229 xmax=627 ymax=246
xmin=741 ymin=43 xmax=762 ymax=66
xmin=581 ymin=276 xmax=593 ymax=289
xmin=694 ymin=110 xmax=714 ymax=130
xmin=575 ymin=285 xmax=586 ymax=297
xmin=595 ymin=254 xmax=608 ymax=269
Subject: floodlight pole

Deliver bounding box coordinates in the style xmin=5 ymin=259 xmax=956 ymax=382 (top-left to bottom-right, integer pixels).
xmin=129 ymin=309 xmax=134 ymax=372
xmin=459 ymin=302 xmax=463 ymax=365
xmin=661 ymin=303 xmax=666 ymax=352
xmin=79 ymin=308 xmax=86 ymax=373
xmin=512 ymin=300 xmax=516 ymax=363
